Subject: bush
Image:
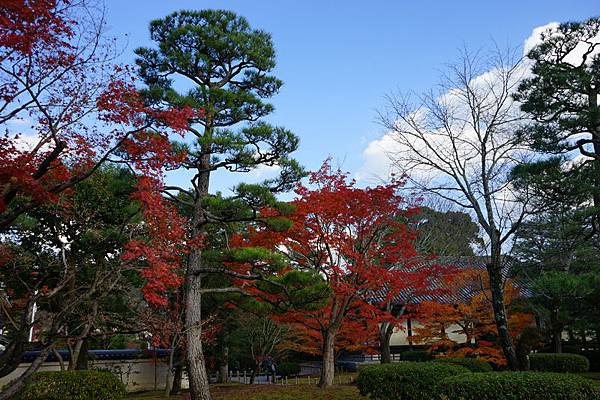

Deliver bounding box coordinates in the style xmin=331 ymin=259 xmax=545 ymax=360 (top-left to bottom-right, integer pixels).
xmin=277 ymin=361 xmax=301 ymax=377
xmin=14 ymin=370 xmax=126 ymax=400
xmin=430 ymin=357 xmax=493 ymax=372
xmin=529 ymin=353 xmax=590 ymax=373
xmin=580 ymin=350 xmax=600 ymax=372
xmin=439 ymin=371 xmax=600 ymax=400
xmin=356 ymin=362 xmax=469 ymax=400
xmin=400 ymin=350 xmax=432 ymax=362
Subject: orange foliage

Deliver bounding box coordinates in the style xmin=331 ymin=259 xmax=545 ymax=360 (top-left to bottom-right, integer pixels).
xmin=412 ymin=268 xmax=534 ymax=365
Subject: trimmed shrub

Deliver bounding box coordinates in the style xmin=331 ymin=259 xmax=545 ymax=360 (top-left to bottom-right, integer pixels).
xmin=431 ymin=357 xmax=493 ymax=372
xmin=14 ymin=370 xmax=126 ymax=400
xmin=356 ymin=362 xmax=469 ymax=400
xmin=529 ymin=353 xmax=590 ymax=373
xmin=277 ymin=361 xmax=301 ymax=377
xmin=400 ymin=350 xmax=432 ymax=362
xmin=580 ymin=350 xmax=600 ymax=372
xmin=439 ymin=371 xmax=600 ymax=400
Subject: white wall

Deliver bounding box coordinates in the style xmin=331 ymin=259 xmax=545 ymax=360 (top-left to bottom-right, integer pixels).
xmin=0 ymin=359 xmax=188 ymax=392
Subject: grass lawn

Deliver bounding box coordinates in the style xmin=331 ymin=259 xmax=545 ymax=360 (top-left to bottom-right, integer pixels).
xmin=128 ymin=382 xmax=366 ymax=400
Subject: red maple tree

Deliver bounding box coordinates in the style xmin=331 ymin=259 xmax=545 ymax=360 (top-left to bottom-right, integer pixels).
xmin=0 ymin=3 xmax=199 ymax=398
xmin=0 ymin=0 xmax=196 ymax=231
xmin=243 ymin=160 xmax=433 ymax=386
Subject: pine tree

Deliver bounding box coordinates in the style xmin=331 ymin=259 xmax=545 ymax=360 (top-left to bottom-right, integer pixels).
xmin=134 ymin=10 xmax=304 ymax=400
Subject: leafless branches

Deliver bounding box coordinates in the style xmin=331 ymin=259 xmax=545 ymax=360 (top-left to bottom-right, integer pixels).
xmin=380 ymin=47 xmax=533 ymax=249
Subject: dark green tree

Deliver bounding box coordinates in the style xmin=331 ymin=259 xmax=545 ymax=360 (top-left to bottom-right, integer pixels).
xmin=135 ymin=10 xmax=305 ymax=400
xmin=514 ymin=18 xmax=600 ymax=213
xmin=512 ymin=18 xmax=600 ymax=352
xmin=0 ymin=166 xmax=143 ymax=385
xmin=411 ymin=206 xmax=483 ymax=256
xmin=513 ymin=212 xmax=600 ymax=352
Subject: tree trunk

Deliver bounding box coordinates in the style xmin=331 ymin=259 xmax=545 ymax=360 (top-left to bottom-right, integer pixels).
xmin=164 ymin=344 xmax=176 ymax=396
xmin=170 ymin=364 xmax=183 ymax=395
xmin=319 ymin=329 xmax=336 ymax=387
xmin=407 ymin=317 xmax=413 ymax=349
xmin=217 ymin=346 xmax=229 ymax=383
xmin=250 ymin=361 xmax=260 ymax=384
xmin=487 ymin=256 xmax=519 ymax=370
xmin=0 ymin=340 xmax=26 ymax=378
xmin=552 ymin=331 xmax=563 ymax=353
xmin=550 ymin=303 xmax=562 ymax=353
xmin=185 ymin=140 xmax=212 ymax=400
xmin=69 ymin=338 xmax=84 ymax=370
xmin=186 ymin=250 xmax=212 ymax=400
xmin=588 ymin=87 xmax=600 ymax=209
xmin=52 ymin=347 xmax=65 ymax=371
xmin=581 ymin=327 xmax=588 ymax=350
xmin=0 ymin=298 xmax=36 ymax=378
xmin=75 ymin=338 xmax=89 ymax=370
xmin=378 ymin=322 xmax=394 ymax=364
xmin=0 ymin=346 xmax=51 ymax=400
xmin=164 ymin=367 xmax=173 ymax=397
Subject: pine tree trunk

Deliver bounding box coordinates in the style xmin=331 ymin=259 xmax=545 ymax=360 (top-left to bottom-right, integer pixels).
xmin=186 ymin=158 xmax=212 ymax=400
xmin=186 ymin=251 xmax=212 ymax=400
xmin=589 ymin=87 xmax=600 ymax=209
xmin=319 ymin=329 xmax=336 ymax=387
xmin=487 ymin=253 xmax=519 ymax=370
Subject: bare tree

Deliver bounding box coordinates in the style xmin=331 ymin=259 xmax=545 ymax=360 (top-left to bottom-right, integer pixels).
xmin=379 ymin=47 xmax=532 ymax=369
xmin=241 ymin=316 xmax=288 ymax=384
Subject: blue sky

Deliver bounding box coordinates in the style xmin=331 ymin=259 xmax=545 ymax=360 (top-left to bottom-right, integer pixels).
xmin=104 ymin=0 xmax=598 ymax=194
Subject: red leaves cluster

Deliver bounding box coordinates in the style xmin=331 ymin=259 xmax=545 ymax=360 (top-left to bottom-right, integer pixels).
xmin=0 ymin=0 xmax=72 ymax=56
xmin=245 ymin=160 xmax=435 ymax=355
xmin=122 ymin=177 xmax=190 ymax=307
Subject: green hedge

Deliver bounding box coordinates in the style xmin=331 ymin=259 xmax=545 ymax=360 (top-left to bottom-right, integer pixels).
xmin=400 ymin=350 xmax=432 ymax=362
xmin=14 ymin=370 xmax=126 ymax=400
xmin=277 ymin=361 xmax=301 ymax=377
xmin=431 ymin=357 xmax=493 ymax=372
xmin=439 ymin=371 xmax=600 ymax=400
xmin=580 ymin=350 xmax=600 ymax=372
xmin=356 ymin=362 xmax=469 ymax=400
xmin=529 ymin=353 xmax=590 ymax=373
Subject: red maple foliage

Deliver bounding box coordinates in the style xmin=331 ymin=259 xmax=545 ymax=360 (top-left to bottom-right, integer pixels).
xmin=0 ymin=0 xmax=72 ymax=56
xmin=242 ymin=160 xmax=435 ymax=386
xmin=0 ymin=0 xmax=198 ymax=231
xmin=0 ymin=0 xmax=204 ymax=311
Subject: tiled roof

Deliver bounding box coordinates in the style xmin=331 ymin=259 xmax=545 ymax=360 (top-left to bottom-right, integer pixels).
xmin=370 ymin=256 xmax=529 ymax=306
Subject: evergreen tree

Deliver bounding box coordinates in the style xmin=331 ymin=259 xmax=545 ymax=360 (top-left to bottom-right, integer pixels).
xmin=135 ymin=10 xmax=305 ymax=400
xmin=514 ymin=18 xmax=600 ymax=220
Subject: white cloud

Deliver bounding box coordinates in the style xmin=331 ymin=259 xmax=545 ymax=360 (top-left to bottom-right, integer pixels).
xmin=248 ymin=163 xmax=281 ymax=180
xmin=523 ymin=22 xmax=559 ymax=55
xmin=357 ymin=21 xmax=599 ymax=183
xmin=355 ymin=133 xmax=399 ymax=183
